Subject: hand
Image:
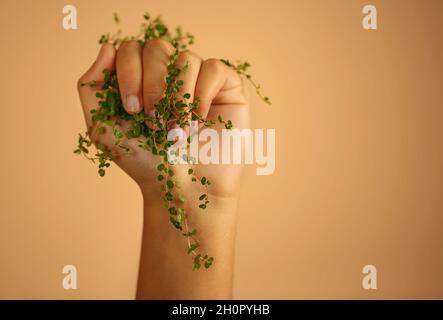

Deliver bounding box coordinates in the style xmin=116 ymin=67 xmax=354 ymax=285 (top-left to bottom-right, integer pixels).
xmin=77 ymin=40 xmax=250 ymax=200
xmin=77 ymin=40 xmax=250 ymax=299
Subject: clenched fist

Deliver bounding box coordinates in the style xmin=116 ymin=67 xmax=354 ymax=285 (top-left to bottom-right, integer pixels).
xmin=78 ymin=40 xmax=249 ymax=199
xmin=77 ymin=40 xmax=249 ymax=299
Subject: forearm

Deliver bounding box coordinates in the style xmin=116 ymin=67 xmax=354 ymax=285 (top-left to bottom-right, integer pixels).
xmin=136 ymin=191 xmax=239 ymax=299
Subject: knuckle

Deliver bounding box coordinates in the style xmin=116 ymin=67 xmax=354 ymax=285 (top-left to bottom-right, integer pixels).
xmin=145 ymin=38 xmax=174 ymax=54
xmin=177 ymin=51 xmax=202 ymax=70
xmin=204 ymin=58 xmax=223 ymax=73
xmin=143 ymin=83 xmax=165 ymax=98
xmin=179 ymin=51 xmax=201 ymax=63
xmin=118 ymin=39 xmax=140 ymax=52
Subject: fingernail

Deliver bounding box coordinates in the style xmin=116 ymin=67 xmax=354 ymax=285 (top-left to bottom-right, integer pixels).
xmin=127 ymin=95 xmax=140 ymax=113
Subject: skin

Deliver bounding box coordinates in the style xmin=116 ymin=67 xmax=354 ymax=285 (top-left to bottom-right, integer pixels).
xmin=77 ymin=40 xmax=249 ymax=299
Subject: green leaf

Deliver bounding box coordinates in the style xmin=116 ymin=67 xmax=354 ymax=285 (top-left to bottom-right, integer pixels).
xmin=114 ymin=130 xmax=124 ymax=139
xmin=165 ymin=191 xmax=173 ymax=201
xmin=80 ymin=146 xmax=89 ymax=153
xmin=155 ymin=23 xmax=168 ymax=36
xmin=175 ymin=101 xmax=186 ymax=109
xmin=204 ymin=257 xmax=214 ymax=269
xmin=183 ymin=228 xmax=197 ymax=237
xmin=199 ymin=194 xmax=207 ymax=201
xmin=133 ymin=112 xmax=146 ymax=122
xmin=193 ymin=255 xmax=202 ymax=271
xmin=113 ymin=13 xmax=120 ymax=24
xmin=104 ymin=119 xmax=116 ymax=127
xmin=187 ymin=243 xmax=199 ymax=255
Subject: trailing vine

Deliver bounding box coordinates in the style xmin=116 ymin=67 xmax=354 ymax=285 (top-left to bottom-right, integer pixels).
xmin=74 ymin=12 xmax=270 ymax=271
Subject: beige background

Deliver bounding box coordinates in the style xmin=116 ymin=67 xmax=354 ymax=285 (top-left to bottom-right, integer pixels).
xmin=0 ymin=0 xmax=442 ymax=299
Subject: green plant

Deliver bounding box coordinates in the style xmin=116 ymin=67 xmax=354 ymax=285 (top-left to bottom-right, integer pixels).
xmin=74 ymin=12 xmax=270 ymax=271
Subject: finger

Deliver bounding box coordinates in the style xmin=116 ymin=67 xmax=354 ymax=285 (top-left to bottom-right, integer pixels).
xmin=194 ymin=59 xmax=242 ymax=122
xmin=116 ymin=40 xmax=143 ymax=114
xmin=174 ymin=51 xmax=203 ymax=134
xmin=142 ymin=39 xmax=175 ymax=117
xmin=77 ymin=43 xmax=116 ymax=90
xmin=78 ymin=44 xmax=116 ymax=127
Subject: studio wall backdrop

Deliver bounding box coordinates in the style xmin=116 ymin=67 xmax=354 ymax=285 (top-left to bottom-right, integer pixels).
xmin=0 ymin=0 xmax=442 ymax=299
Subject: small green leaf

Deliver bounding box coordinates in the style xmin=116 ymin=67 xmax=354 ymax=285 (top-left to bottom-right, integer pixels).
xmin=165 ymin=191 xmax=173 ymax=201
xmin=204 ymin=257 xmax=214 ymax=269
xmin=183 ymin=228 xmax=197 ymax=237
xmin=155 ymin=23 xmax=168 ymax=36
xmin=193 ymin=255 xmax=202 ymax=270
xmin=114 ymin=130 xmax=124 ymax=140
xmin=113 ymin=13 xmax=120 ymax=24
xmin=187 ymin=243 xmax=199 ymax=255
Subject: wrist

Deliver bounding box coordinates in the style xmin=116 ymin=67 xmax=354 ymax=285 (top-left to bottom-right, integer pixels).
xmin=140 ymin=183 xmax=240 ymax=217
xmin=141 ymin=190 xmax=239 ymax=226
xmin=137 ymin=191 xmax=239 ymax=299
